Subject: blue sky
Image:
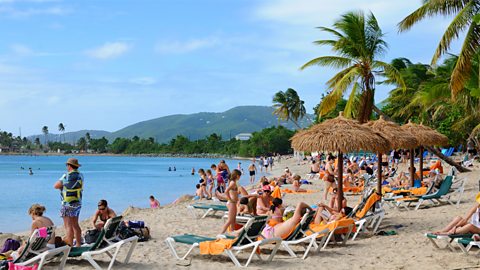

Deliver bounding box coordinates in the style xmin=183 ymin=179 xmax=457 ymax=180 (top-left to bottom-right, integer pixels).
xmin=0 ymin=0 xmax=458 ymax=136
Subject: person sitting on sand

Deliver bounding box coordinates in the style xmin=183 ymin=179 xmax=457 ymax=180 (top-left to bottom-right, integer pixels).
xmin=149 ymin=195 xmax=160 ymax=209
xmin=292 ymin=175 xmax=307 ymax=192
xmin=256 ymin=186 xmax=273 ymax=215
xmin=194 ymin=184 xmax=204 ymax=200
xmin=7 ymin=204 xmax=56 ymax=260
xmin=92 ymin=200 xmax=116 ymax=230
xmin=433 ymin=193 xmax=480 ymax=235
xmin=221 ymin=169 xmax=241 ymax=234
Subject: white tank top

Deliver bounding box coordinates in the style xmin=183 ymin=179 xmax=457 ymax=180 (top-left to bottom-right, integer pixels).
xmin=471 ymin=208 xmax=480 ymax=229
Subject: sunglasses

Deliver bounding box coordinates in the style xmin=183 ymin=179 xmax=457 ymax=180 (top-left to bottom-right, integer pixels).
xmin=98 ymin=206 xmax=106 ymax=210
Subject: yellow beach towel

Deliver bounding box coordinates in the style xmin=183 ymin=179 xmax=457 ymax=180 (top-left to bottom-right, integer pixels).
xmin=199 ymin=238 xmax=236 ymax=255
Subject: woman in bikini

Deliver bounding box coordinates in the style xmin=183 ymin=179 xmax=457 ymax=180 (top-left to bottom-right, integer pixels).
xmin=92 ymin=200 xmax=116 ymax=230
xmin=433 ymin=193 xmax=480 ymax=235
xmin=256 ymin=186 xmax=273 ymax=215
xmin=266 ymin=202 xmax=313 ymax=239
xmin=268 ymin=198 xmax=284 ymax=226
xmin=322 ymin=156 xmax=337 ymax=202
xmin=220 ymin=169 xmax=241 ymax=234
xmin=315 ymin=188 xmax=349 ymax=224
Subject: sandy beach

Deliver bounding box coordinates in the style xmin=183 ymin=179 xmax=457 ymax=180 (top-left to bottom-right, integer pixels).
xmin=3 ymin=156 xmax=479 ymax=270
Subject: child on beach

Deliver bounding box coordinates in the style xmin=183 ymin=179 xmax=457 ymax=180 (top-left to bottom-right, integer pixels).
xmin=268 ymin=198 xmax=284 ymax=226
xmin=149 ymin=195 xmax=160 ymax=208
xmin=220 ymin=169 xmax=241 ymax=234
xmin=206 ymin=169 xmax=215 ymax=199
xmin=194 ymin=184 xmax=203 ymax=200
xmin=198 ymin=169 xmax=211 ymax=198
xmin=211 ymin=164 xmax=226 ymax=193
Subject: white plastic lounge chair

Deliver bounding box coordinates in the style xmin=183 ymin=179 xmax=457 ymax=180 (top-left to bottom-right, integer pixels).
xmin=12 ymin=227 xmax=70 ymax=270
xmin=165 ymin=215 xmax=282 ymax=267
xmin=279 ymin=210 xmax=320 ymax=259
xmin=68 ymin=216 xmax=139 ymax=270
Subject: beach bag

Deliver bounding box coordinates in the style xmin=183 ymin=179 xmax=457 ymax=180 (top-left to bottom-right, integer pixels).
xmin=133 ymin=227 xmax=150 ymax=242
xmin=1 ymin=239 xmax=20 ymax=253
xmin=7 ymin=262 xmax=38 ymax=270
xmin=84 ymin=229 xmax=101 ymax=244
xmin=127 ymin=221 xmax=145 ymax=229
xmin=117 ymin=222 xmax=150 ymax=242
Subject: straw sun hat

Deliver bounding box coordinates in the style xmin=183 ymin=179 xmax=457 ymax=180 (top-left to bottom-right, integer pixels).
xmin=66 ymin=158 xmax=81 ymax=168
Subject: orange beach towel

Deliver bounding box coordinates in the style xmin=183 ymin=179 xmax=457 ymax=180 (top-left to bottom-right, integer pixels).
xmin=307 ymin=218 xmax=356 ymax=236
xmin=282 ymin=188 xmax=318 ymax=194
xmin=199 ymin=238 xmax=236 ymax=255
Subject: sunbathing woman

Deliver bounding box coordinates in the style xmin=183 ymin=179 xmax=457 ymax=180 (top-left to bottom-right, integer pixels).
xmin=8 ymin=204 xmax=56 ymax=260
xmin=256 ymin=186 xmax=273 ymax=215
xmin=264 ymin=202 xmax=313 ymax=239
xmin=220 ymin=169 xmax=241 ymax=234
xmin=315 ymin=188 xmax=348 ymax=224
xmin=433 ymin=195 xmax=480 ymax=235
xmin=292 ymin=175 xmax=307 ymax=192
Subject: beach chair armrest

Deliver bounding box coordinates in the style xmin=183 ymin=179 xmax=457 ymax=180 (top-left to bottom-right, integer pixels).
xmin=17 ymin=245 xmax=71 ymax=268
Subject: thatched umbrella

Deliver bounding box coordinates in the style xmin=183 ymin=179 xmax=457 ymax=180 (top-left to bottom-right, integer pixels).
xmin=364 ymin=116 xmax=419 ymax=194
xmin=291 ymin=112 xmax=390 ymax=212
xmin=401 ymin=121 xmax=449 ymax=186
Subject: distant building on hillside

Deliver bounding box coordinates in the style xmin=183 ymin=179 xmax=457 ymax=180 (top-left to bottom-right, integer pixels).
xmin=235 ymin=133 xmax=252 ymax=141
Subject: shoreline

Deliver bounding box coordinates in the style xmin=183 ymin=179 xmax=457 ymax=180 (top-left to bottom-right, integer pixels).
xmin=0 ymin=152 xmax=252 ymax=160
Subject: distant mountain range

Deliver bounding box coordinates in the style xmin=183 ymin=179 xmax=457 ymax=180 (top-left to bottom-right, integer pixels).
xmin=28 ymin=106 xmax=314 ymax=144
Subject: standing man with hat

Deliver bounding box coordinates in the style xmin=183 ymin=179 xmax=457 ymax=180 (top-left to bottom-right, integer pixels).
xmin=54 ymin=158 xmax=84 ymax=247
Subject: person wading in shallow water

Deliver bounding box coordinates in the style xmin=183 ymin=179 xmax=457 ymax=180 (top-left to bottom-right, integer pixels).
xmin=54 ymin=158 xmax=84 ymax=247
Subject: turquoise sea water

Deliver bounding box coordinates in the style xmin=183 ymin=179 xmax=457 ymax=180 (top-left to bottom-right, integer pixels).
xmin=0 ymin=155 xmax=257 ymax=233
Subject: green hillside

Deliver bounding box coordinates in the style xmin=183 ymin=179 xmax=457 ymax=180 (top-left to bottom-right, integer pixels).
xmin=27 ymin=130 xmax=111 ymax=144
xmin=111 ymin=106 xmax=312 ymax=143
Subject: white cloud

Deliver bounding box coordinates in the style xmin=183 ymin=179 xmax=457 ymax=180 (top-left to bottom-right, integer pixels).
xmin=86 ymin=42 xmax=131 ymax=60
xmin=0 ymin=6 xmax=69 ymax=17
xmin=10 ymin=44 xmax=33 ymax=56
xmin=129 ymin=77 xmax=156 ymax=86
xmin=155 ymin=37 xmax=219 ymax=54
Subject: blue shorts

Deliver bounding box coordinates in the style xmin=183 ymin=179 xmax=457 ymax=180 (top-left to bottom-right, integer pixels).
xmin=60 ymin=204 xmax=81 ymax=217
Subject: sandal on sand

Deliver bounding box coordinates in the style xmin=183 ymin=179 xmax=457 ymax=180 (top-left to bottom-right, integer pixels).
xmin=176 ymin=258 xmax=192 ymax=267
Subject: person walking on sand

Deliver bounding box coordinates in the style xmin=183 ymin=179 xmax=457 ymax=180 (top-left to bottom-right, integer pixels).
xmin=248 ymin=158 xmax=257 ymax=184
xmin=54 ymin=158 xmax=83 ymax=247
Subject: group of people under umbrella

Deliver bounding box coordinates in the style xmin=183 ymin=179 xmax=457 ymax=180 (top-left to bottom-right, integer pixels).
xmin=291 ymin=112 xmax=449 ymax=213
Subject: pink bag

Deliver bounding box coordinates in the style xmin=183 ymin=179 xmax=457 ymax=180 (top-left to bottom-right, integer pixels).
xmin=8 ymin=262 xmax=38 ymax=270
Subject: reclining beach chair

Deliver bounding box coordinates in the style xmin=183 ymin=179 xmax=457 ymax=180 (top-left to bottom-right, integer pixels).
xmin=424 ymin=233 xmax=472 ymax=251
xmin=165 ymin=215 xmax=282 ymax=267
xmin=454 ymin=236 xmax=480 ymax=254
xmin=68 ymin=216 xmax=139 ymax=270
xmin=279 ymin=210 xmax=320 ymax=259
xmin=188 ymin=202 xmax=228 ymax=219
xmin=308 ymin=218 xmax=356 ymax=250
xmin=12 ymin=227 xmax=70 ymax=270
xmin=395 ymin=176 xmax=454 ymax=211
xmin=348 ymin=191 xmax=384 ymax=240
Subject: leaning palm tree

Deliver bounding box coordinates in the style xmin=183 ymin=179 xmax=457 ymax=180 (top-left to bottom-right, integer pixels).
xmin=398 ymin=0 xmax=480 ymax=97
xmin=58 ymin=123 xmax=65 ymax=143
xmin=272 ymin=88 xmax=308 ymax=128
xmin=41 ymin=126 xmax=48 ymax=145
xmin=301 ymin=10 xmax=405 ymax=123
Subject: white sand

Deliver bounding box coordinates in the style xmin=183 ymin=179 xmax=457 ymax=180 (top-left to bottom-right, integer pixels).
xmin=9 ymin=156 xmax=480 ymax=269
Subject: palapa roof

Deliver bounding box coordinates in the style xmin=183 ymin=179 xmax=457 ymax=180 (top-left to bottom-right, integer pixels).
xmin=401 ymin=120 xmax=449 ymax=146
xmin=364 ymin=116 xmax=419 ymax=149
xmin=291 ymin=112 xmax=390 ymax=153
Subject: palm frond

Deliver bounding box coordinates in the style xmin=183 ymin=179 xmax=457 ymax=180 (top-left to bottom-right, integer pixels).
xmin=300 ymin=56 xmax=354 ymax=70
xmin=344 ymin=82 xmax=360 ymax=118
xmin=373 ymin=60 xmax=406 ymax=91
xmin=451 ymin=24 xmax=480 ymax=97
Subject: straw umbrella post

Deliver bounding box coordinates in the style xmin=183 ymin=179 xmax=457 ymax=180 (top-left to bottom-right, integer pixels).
xmin=364 ymin=116 xmax=419 ymax=194
xmin=291 ymin=112 xmax=390 ymax=212
xmin=401 ymin=121 xmax=449 ymax=186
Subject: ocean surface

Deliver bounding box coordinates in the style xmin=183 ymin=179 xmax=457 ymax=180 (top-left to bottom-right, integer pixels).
xmin=0 ymin=155 xmax=263 ymax=233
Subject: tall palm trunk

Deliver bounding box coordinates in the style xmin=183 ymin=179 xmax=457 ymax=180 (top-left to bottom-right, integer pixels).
xmin=358 ymin=88 xmax=374 ymax=124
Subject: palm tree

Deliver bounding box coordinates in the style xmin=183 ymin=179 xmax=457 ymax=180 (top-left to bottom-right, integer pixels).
xmin=58 ymin=123 xmax=65 ymax=143
xmin=398 ymin=0 xmax=480 ymax=97
xmin=272 ymin=88 xmax=308 ymax=128
xmin=301 ymin=10 xmax=405 ymax=123
xmin=42 ymin=126 xmax=48 ymax=145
